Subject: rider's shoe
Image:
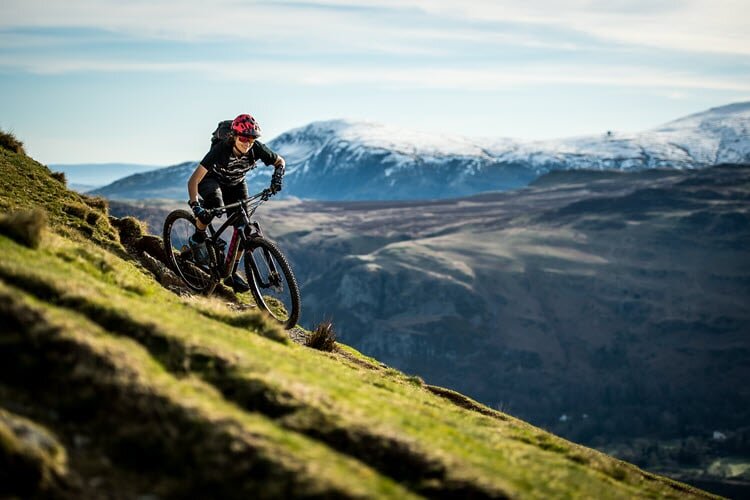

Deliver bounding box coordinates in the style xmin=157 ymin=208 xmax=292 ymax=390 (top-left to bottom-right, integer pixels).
xmin=224 ymin=272 xmax=251 ymax=293
xmin=188 ymin=233 xmax=210 ymax=265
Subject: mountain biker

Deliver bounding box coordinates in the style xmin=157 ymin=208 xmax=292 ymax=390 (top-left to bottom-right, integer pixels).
xmin=187 ymin=113 xmax=285 ymax=293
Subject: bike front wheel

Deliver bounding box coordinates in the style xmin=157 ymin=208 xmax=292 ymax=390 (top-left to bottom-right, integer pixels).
xmin=243 ymin=237 xmax=301 ymax=329
xmin=163 ymin=209 xmax=218 ymax=295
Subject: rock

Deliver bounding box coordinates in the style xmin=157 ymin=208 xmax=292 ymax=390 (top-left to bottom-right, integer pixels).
xmin=139 ymin=251 xmax=188 ymax=293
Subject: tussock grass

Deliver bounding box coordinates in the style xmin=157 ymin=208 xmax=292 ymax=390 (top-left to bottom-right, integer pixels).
xmin=85 ymin=210 xmax=102 ymax=226
xmin=80 ymin=194 xmax=108 ymax=212
xmin=49 ymin=171 xmax=66 ymax=185
xmin=110 ymin=216 xmax=145 ymax=247
xmin=306 ymin=320 xmax=337 ymax=351
xmin=62 ymin=202 xmax=89 ymax=219
xmin=0 ymin=129 xmax=25 ymax=155
xmin=0 ymin=208 xmax=47 ymax=249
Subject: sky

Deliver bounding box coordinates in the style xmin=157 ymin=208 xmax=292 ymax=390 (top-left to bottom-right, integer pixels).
xmin=1 ymin=0 xmax=749 ymax=165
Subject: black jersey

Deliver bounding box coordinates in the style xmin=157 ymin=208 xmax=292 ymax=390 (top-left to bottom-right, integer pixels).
xmin=200 ymin=140 xmax=279 ymax=185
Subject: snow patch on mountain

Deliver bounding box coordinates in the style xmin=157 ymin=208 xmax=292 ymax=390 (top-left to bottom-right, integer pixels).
xmin=487 ymin=102 xmax=750 ymax=170
xmin=271 ymin=102 xmax=750 ymax=176
xmin=276 ymin=120 xmax=487 ymax=157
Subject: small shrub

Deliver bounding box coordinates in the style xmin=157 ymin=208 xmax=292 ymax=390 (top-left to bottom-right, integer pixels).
xmin=78 ymin=224 xmax=95 ymax=237
xmin=0 ymin=209 xmax=47 ymax=249
xmin=49 ymin=171 xmax=66 ymax=186
xmin=306 ymin=320 xmax=337 ymax=351
xmin=62 ymin=202 xmax=89 ymax=219
xmin=110 ymin=216 xmax=146 ymax=247
xmin=0 ymin=129 xmax=25 ymax=155
xmin=80 ymin=194 xmax=108 ymax=212
xmin=85 ymin=211 xmax=102 ymax=226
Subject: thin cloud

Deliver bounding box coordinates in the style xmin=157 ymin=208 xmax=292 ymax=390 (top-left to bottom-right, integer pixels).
xmin=2 ymin=0 xmax=748 ymax=55
xmin=286 ymin=0 xmax=750 ymax=55
xmin=409 ymin=0 xmax=750 ymax=55
xmin=2 ymin=53 xmax=748 ymax=94
xmin=293 ymin=65 xmax=750 ymax=92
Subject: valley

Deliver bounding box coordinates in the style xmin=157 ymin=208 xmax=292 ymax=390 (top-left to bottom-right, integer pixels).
xmin=114 ymin=163 xmax=750 ymax=493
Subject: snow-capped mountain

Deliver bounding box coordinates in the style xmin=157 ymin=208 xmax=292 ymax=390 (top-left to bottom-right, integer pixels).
xmin=93 ymin=102 xmax=749 ymax=201
xmin=262 ymin=119 xmax=539 ymax=200
xmin=490 ymin=101 xmax=750 ymax=170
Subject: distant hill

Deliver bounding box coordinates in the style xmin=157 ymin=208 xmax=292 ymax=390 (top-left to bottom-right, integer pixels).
xmin=49 ymin=162 xmax=163 ymax=191
xmin=94 ymin=102 xmax=750 ymax=201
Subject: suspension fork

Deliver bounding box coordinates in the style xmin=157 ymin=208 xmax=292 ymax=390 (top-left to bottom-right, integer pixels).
xmin=244 ymin=232 xmax=281 ymax=288
xmin=250 ymin=222 xmax=280 ymax=281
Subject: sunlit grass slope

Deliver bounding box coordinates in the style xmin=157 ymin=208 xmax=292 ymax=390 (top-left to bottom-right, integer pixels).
xmin=0 ymin=144 xmax=716 ymax=498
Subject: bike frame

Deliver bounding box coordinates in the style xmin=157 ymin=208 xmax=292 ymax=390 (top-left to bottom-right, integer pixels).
xmin=204 ymin=191 xmax=270 ymax=280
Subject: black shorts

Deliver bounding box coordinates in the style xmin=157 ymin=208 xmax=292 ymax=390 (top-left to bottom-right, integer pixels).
xmin=198 ymin=175 xmax=248 ymax=223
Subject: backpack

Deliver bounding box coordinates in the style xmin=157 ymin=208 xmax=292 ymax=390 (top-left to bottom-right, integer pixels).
xmin=210 ymin=120 xmax=233 ymax=148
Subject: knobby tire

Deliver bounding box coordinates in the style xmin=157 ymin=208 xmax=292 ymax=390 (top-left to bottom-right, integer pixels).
xmin=244 ymin=237 xmax=301 ymax=329
xmin=163 ymin=209 xmax=218 ymax=295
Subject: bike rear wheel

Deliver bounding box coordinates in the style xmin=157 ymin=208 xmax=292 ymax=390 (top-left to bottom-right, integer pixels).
xmin=163 ymin=209 xmax=218 ymax=295
xmin=243 ymin=237 xmax=300 ymax=329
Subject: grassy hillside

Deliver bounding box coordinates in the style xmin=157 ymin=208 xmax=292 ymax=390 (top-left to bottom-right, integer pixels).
xmin=0 ymin=145 xmax=715 ymax=498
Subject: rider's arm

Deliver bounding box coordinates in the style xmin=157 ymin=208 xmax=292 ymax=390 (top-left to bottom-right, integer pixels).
xmin=254 ymin=141 xmax=282 ymax=168
xmin=188 ymin=164 xmax=208 ymax=203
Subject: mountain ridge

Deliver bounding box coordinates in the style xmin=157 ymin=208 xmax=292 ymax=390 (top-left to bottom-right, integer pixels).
xmin=92 ymin=101 xmax=750 ymax=201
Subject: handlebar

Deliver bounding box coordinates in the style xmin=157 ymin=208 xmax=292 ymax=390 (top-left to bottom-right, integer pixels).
xmin=205 ymin=189 xmax=272 ymax=218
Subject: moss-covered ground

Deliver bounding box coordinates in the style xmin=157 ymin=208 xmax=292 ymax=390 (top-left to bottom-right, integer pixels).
xmin=0 ymin=146 xmax=718 ymax=498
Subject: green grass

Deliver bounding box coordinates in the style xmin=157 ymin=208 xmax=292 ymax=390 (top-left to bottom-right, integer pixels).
xmin=0 ymin=280 xmax=414 ymax=499
xmin=0 ymin=145 xmax=719 ymax=498
xmin=0 ymin=148 xmax=121 ymax=250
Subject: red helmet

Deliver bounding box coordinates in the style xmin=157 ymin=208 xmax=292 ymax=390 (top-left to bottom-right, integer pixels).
xmin=231 ymin=114 xmax=262 ymax=138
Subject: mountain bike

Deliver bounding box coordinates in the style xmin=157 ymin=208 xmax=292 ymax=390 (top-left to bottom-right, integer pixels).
xmin=163 ymin=189 xmax=300 ymax=329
